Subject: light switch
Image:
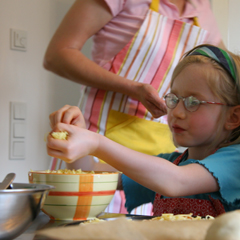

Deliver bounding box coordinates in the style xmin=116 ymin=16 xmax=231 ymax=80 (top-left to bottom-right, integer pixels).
xmin=12 ymin=141 xmax=25 ymax=158
xmin=10 ymin=101 xmax=26 ymax=160
xmin=13 ymin=102 xmax=26 ymax=120
xmin=10 ymin=28 xmax=27 ymax=51
xmin=13 ymin=123 xmax=25 ymax=138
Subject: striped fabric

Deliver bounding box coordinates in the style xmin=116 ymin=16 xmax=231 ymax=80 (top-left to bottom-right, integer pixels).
xmin=104 ymin=190 xmax=153 ymax=215
xmin=91 ymin=10 xmax=207 ymax=216
xmin=81 ymin=10 xmax=208 ymax=134
xmin=49 ymin=157 xmax=66 ymax=171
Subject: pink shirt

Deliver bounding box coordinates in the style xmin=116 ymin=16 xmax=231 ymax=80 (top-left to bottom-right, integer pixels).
xmin=92 ymin=0 xmax=222 ymax=66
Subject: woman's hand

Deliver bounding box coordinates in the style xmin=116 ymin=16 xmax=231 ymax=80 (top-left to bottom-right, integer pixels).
xmin=136 ymin=83 xmax=167 ymax=118
xmin=47 ymin=123 xmax=99 ymax=163
xmin=49 ymin=105 xmax=86 ymax=129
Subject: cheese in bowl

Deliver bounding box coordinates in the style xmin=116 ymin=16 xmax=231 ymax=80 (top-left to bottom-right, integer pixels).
xmin=28 ymin=169 xmax=119 ymax=221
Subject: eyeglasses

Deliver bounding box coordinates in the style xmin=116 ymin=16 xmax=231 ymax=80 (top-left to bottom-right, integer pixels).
xmin=164 ymin=93 xmax=227 ymax=112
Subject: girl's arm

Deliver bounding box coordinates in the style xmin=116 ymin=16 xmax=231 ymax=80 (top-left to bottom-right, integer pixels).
xmin=44 ymin=0 xmax=166 ymax=118
xmin=47 ymin=122 xmax=219 ymax=198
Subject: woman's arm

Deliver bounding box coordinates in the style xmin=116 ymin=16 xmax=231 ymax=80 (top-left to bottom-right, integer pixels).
xmin=44 ymin=0 xmax=117 ymax=88
xmin=44 ymin=0 xmax=167 ymax=118
xmin=47 ymin=122 xmax=219 ymax=198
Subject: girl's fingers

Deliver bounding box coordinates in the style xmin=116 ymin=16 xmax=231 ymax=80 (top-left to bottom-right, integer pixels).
xmin=53 ymin=105 xmax=72 ymax=124
xmin=49 ymin=110 xmax=64 ymax=128
xmin=47 ymin=125 xmax=70 ymax=149
xmin=47 ymin=130 xmax=72 ymax=163
xmin=62 ymin=106 xmax=82 ymax=126
xmin=47 ymin=123 xmax=90 ymax=163
xmin=49 ymin=105 xmax=83 ymax=129
xmin=47 ymin=148 xmax=73 ymax=163
xmin=47 ymin=135 xmax=66 ymax=152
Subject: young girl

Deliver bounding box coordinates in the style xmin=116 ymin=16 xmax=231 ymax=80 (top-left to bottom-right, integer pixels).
xmin=47 ymin=45 xmax=240 ymax=217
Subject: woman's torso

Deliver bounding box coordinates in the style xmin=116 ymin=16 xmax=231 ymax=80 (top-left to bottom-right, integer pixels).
xmin=92 ymin=0 xmax=222 ymax=66
xmin=81 ymin=0 xmax=219 ymax=136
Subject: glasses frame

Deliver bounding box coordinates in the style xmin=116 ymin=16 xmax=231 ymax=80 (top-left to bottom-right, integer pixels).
xmin=164 ymin=93 xmax=228 ymax=112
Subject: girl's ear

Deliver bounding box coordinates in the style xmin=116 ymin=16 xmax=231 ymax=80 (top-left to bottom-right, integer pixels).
xmin=225 ymin=106 xmax=240 ymax=130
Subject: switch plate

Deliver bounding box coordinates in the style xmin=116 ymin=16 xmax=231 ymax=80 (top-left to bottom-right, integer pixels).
xmin=10 ymin=28 xmax=27 ymax=51
xmin=13 ymin=102 xmax=26 ymax=120
xmin=10 ymin=101 xmax=26 ymax=160
xmin=12 ymin=141 xmax=25 ymax=158
xmin=13 ymin=123 xmax=26 ymax=138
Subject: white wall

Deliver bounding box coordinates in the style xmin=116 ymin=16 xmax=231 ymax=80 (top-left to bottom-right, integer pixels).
xmin=211 ymin=0 xmax=229 ymax=47
xmin=212 ymin=0 xmax=240 ymax=53
xmin=228 ymin=0 xmax=240 ymax=53
xmin=0 ymin=0 xmax=92 ymax=183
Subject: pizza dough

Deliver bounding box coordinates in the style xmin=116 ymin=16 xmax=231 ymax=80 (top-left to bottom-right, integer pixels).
xmin=205 ymin=210 xmax=240 ymax=240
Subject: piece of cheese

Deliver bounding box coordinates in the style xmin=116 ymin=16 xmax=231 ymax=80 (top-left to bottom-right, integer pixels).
xmin=51 ymin=131 xmax=68 ymax=140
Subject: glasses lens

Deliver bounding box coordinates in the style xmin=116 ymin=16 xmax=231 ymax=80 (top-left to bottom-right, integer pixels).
xmin=185 ymin=96 xmax=200 ymax=112
xmin=165 ymin=93 xmax=178 ymax=109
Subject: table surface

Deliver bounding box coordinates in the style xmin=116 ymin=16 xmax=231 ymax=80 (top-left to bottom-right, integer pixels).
xmin=15 ymin=211 xmax=153 ymax=239
xmin=15 ymin=211 xmax=74 ymax=240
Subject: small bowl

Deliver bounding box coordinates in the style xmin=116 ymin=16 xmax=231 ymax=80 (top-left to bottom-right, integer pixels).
xmin=28 ymin=170 xmax=119 ymax=221
xmin=0 ymin=182 xmax=54 ymax=240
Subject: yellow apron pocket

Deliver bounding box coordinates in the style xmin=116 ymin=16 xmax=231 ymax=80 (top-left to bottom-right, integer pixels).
xmin=105 ymin=110 xmax=175 ymax=156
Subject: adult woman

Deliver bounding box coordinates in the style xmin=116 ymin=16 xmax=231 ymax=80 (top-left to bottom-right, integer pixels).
xmin=44 ymin=0 xmax=225 ymax=214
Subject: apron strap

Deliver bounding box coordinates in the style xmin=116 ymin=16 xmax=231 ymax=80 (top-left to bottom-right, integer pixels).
xmin=193 ymin=17 xmax=200 ymax=27
xmin=150 ymin=0 xmax=200 ymax=27
xmin=150 ymin=0 xmax=159 ymax=12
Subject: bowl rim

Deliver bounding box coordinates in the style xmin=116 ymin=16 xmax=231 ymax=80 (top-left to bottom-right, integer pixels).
xmin=29 ymin=170 xmax=120 ymax=176
xmin=0 ymin=182 xmax=55 ymax=193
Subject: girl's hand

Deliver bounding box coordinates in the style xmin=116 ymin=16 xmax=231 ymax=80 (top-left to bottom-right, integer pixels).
xmin=49 ymin=105 xmax=86 ymax=129
xmin=47 ymin=123 xmax=99 ymax=163
xmin=136 ymin=84 xmax=167 ymax=118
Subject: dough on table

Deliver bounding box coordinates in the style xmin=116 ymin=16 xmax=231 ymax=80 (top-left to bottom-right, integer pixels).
xmin=205 ymin=210 xmax=240 ymax=240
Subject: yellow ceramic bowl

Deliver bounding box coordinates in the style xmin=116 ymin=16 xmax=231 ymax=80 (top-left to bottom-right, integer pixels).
xmin=28 ymin=171 xmax=119 ymax=221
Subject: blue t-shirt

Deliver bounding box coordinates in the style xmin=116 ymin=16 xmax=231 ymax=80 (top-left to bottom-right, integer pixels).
xmin=122 ymin=144 xmax=240 ymax=213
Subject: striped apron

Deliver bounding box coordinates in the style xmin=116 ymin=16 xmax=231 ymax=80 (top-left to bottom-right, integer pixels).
xmin=80 ymin=0 xmax=207 ymax=157
xmin=50 ymin=0 xmax=209 ymax=215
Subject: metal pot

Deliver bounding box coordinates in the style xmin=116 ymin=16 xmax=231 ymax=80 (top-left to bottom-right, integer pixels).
xmin=0 ymin=182 xmax=54 ymax=240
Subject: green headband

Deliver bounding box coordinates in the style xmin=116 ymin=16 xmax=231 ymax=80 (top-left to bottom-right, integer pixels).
xmin=186 ymin=45 xmax=237 ymax=83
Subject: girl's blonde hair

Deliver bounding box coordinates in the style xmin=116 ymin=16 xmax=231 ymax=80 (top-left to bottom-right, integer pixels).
xmin=171 ymin=45 xmax=240 ymax=149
